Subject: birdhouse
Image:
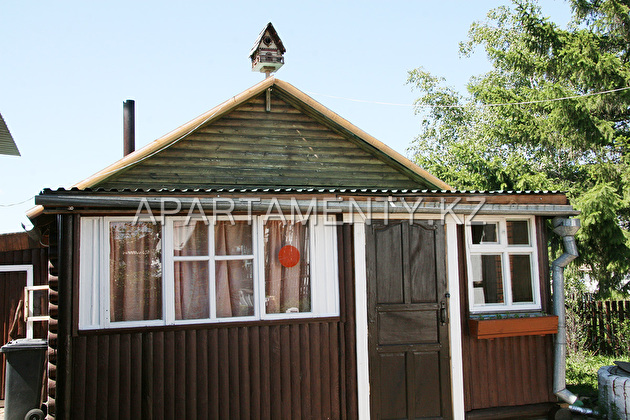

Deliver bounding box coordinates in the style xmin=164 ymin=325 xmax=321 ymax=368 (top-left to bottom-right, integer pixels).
xmin=249 ymin=23 xmax=286 ymax=76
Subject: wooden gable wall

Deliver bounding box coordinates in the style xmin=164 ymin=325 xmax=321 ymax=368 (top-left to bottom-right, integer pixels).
xmin=98 ymin=92 xmax=427 ymax=190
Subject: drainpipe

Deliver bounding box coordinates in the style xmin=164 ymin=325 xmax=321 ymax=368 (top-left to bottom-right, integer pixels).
xmin=551 ymin=217 xmax=581 ymax=405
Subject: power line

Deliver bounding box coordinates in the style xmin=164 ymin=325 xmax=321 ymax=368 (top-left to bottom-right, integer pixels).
xmin=305 ymin=85 xmax=630 ymax=109
xmin=0 ymin=196 xmax=35 ymax=208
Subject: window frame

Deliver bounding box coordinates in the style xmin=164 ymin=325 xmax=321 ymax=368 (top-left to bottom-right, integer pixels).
xmin=465 ymin=215 xmax=541 ymax=314
xmin=164 ymin=215 xmax=260 ymax=325
xmin=102 ymin=216 xmax=166 ymax=329
xmin=79 ymin=214 xmax=339 ymax=330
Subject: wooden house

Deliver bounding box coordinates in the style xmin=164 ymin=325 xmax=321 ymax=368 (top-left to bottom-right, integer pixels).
xmin=28 ymin=77 xmax=580 ymax=419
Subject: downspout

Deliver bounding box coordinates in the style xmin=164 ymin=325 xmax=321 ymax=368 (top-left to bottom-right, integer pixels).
xmin=551 ymin=217 xmax=580 ymax=405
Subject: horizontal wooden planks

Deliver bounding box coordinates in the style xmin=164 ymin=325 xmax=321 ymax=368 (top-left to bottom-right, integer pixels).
xmin=99 ymin=92 xmax=425 ymax=190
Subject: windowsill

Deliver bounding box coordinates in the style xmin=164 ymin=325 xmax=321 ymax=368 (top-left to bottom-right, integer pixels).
xmin=468 ymin=313 xmax=558 ymax=339
xmin=76 ymin=315 xmax=342 ymax=336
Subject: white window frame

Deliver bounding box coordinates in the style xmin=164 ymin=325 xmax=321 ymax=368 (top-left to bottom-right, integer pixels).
xmin=79 ymin=214 xmax=339 ymax=330
xmin=102 ymin=216 xmax=166 ymax=329
xmin=465 ymin=215 xmax=541 ymax=313
xmin=164 ymin=215 xmax=260 ymax=325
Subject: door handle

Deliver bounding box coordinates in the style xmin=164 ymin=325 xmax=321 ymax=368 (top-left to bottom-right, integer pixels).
xmin=440 ymin=301 xmax=448 ymax=326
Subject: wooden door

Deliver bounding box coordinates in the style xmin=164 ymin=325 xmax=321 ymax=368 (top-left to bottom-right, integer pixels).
xmin=367 ymin=220 xmax=452 ymax=419
xmin=0 ymin=270 xmax=27 ymax=399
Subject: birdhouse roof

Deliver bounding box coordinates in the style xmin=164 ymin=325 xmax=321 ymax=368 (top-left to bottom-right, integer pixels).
xmin=249 ymin=22 xmax=286 ymax=58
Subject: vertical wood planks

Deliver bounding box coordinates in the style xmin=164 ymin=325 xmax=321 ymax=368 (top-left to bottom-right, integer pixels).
xmin=70 ymin=320 xmax=356 ymax=419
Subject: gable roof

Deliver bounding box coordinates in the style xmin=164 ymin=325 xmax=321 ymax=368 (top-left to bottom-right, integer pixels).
xmin=0 ymin=113 xmax=20 ymax=156
xmin=249 ymin=22 xmax=286 ymax=58
xmin=74 ymin=77 xmax=451 ymax=191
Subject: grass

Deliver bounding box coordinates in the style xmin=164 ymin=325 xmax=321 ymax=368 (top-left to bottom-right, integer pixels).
xmin=566 ymin=352 xmax=630 ymax=400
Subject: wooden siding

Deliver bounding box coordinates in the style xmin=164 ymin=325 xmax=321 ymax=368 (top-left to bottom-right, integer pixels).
xmin=49 ymin=223 xmax=357 ymax=419
xmin=458 ymin=220 xmax=556 ymax=413
xmin=98 ymin=92 xmax=426 ymax=190
xmin=71 ymin=323 xmax=341 ymax=419
xmin=0 ymin=241 xmax=48 ymax=400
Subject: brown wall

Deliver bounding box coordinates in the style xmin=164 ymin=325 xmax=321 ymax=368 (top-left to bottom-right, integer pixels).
xmin=458 ymin=218 xmax=556 ymax=413
xmin=50 ymin=221 xmax=358 ymax=419
xmin=0 ymin=236 xmax=48 ymax=400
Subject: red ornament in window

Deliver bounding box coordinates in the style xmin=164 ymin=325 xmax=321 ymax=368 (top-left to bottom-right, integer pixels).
xmin=278 ymin=245 xmax=300 ymax=268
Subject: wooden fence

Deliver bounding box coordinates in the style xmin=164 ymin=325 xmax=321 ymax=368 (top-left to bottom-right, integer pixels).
xmin=569 ymin=299 xmax=630 ymax=355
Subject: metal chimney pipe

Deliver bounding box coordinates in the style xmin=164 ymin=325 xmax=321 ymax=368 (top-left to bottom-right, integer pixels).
xmin=123 ymin=99 xmax=135 ymax=156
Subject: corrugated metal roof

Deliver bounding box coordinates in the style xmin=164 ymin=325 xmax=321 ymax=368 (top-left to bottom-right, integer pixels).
xmin=0 ymin=113 xmax=20 ymax=156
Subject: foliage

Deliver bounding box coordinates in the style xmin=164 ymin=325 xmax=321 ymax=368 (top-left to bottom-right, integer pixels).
xmin=408 ymin=0 xmax=630 ymax=295
xmin=566 ymin=352 xmax=625 ymax=398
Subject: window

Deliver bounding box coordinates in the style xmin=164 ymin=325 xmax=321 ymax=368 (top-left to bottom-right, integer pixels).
xmin=466 ymin=216 xmax=540 ymax=313
xmin=79 ymin=215 xmax=339 ymax=329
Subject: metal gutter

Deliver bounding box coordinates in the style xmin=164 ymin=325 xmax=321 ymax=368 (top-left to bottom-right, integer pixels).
xmin=34 ymin=194 xmax=579 ymax=216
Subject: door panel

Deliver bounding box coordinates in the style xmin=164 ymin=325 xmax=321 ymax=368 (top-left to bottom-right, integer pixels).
xmin=413 ymin=352 xmax=442 ymax=417
xmin=367 ymin=220 xmax=452 ymax=419
xmin=375 ymin=223 xmax=405 ymax=304
xmin=410 ymin=224 xmax=438 ymax=303
xmin=377 ymin=352 xmax=408 ymax=419
xmin=377 ymin=311 xmax=438 ymax=344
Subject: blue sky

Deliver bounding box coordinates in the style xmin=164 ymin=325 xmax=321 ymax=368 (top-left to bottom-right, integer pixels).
xmin=0 ymin=1 xmax=571 ymax=233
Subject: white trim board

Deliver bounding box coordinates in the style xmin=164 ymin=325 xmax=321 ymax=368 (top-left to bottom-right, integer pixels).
xmin=353 ymin=221 xmax=370 ymax=420
xmin=445 ymin=216 xmax=465 ymax=418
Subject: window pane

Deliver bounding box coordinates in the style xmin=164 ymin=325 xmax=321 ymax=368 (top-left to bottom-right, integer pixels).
xmin=264 ymin=220 xmax=311 ymax=314
xmin=471 ymin=223 xmax=498 ymax=244
xmin=215 ymin=221 xmax=253 ymax=256
xmin=216 ymin=260 xmax=254 ymax=318
xmin=470 ymin=254 xmax=504 ymax=304
xmin=173 ymin=220 xmax=208 ymax=256
xmin=174 ymin=261 xmax=209 ymax=320
xmin=507 ymin=221 xmax=530 ymax=245
xmin=31 ymin=289 xmax=47 ymax=318
xmin=510 ymin=254 xmax=534 ymax=303
xmin=110 ymin=221 xmax=162 ymax=322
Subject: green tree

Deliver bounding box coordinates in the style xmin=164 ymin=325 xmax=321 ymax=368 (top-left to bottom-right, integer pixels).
xmin=409 ymin=0 xmax=630 ymax=296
